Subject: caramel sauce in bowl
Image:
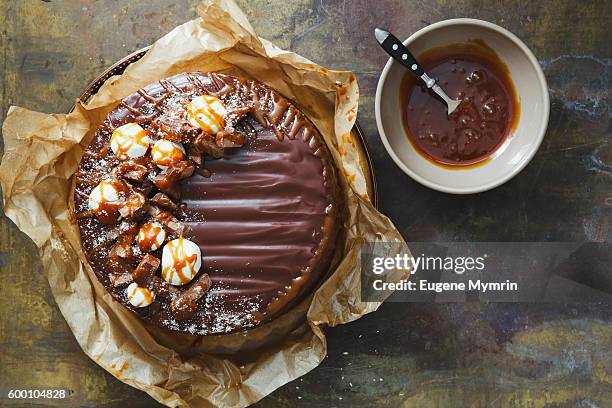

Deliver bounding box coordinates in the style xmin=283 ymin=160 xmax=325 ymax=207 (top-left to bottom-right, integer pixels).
xmin=400 ymin=41 xmax=520 ymax=168
xmin=375 ymin=19 xmax=549 ymax=194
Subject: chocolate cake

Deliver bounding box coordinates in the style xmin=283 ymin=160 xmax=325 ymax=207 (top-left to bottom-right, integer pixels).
xmin=74 ymin=72 xmax=341 ymax=335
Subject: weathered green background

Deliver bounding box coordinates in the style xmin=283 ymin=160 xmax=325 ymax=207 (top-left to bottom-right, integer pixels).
xmin=1 ymin=0 xmax=611 ymax=407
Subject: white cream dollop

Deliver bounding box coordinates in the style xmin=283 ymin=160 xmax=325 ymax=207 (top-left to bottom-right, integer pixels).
xmin=126 ymin=283 xmax=155 ymax=307
xmin=110 ymin=123 xmax=151 ymax=160
xmin=88 ymin=180 xmax=126 ymax=212
xmin=151 ymin=139 xmax=185 ymax=170
xmin=186 ymin=95 xmax=227 ymax=134
xmin=161 ymin=238 xmax=202 ymax=286
xmin=137 ymin=222 xmax=166 ymax=252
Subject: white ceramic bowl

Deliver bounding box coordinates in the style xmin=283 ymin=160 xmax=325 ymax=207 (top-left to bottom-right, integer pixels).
xmin=375 ymin=19 xmax=549 ymax=194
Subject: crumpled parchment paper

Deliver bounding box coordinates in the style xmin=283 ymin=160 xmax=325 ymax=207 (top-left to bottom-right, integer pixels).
xmin=0 ymin=0 xmax=408 ymax=406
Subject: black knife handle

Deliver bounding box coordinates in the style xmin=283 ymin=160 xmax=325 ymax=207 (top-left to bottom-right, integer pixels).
xmin=379 ymin=31 xmax=425 ymax=77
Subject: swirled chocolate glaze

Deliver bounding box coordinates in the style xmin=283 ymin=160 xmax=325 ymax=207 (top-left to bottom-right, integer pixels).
xmin=74 ymin=72 xmax=341 ymax=335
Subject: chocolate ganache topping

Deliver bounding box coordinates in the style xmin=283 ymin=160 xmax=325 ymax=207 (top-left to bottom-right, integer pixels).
xmin=74 ymin=72 xmax=341 ymax=335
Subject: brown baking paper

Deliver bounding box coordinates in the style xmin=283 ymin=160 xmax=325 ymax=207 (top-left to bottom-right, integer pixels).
xmin=0 ymin=0 xmax=409 ymax=406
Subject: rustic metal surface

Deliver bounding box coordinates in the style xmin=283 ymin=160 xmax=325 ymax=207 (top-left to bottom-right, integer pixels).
xmin=1 ymin=1 xmax=610 ymax=407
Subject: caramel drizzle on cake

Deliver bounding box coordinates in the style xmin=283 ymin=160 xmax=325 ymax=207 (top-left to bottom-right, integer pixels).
xmin=76 ymin=74 xmax=259 ymax=320
xmin=74 ymin=72 xmax=339 ymax=334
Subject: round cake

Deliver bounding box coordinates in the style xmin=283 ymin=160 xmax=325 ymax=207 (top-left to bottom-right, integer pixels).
xmin=73 ymin=72 xmax=341 ymax=335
